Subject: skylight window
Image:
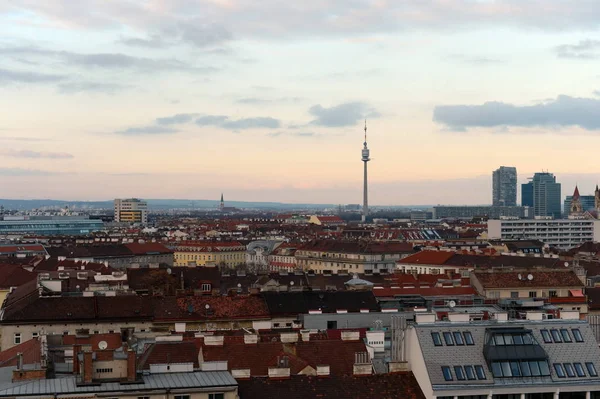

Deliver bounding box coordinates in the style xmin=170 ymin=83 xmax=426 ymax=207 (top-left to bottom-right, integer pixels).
xmin=454 ymin=366 xmax=466 ymax=380
xmin=453 ymin=332 xmax=464 ymax=345
xmin=572 ymin=329 xmax=584 ymax=343
xmin=464 ymin=331 xmax=474 ymax=345
xmin=464 ymin=365 xmax=476 ymax=380
xmin=586 ymin=363 xmax=598 ymax=377
xmin=432 ymin=332 xmax=442 ymax=346
xmin=564 ymin=363 xmax=576 ymax=378
xmin=550 ymin=329 xmax=562 ymax=343
xmin=474 ymin=365 xmax=486 ymax=380
xmin=540 ymin=329 xmax=552 ymax=343
xmin=574 ymin=363 xmax=586 ymax=377
xmin=554 ymin=363 xmax=566 ymax=378
xmin=443 ymin=332 xmax=454 ymax=346
xmin=441 ymin=366 xmax=453 ymax=381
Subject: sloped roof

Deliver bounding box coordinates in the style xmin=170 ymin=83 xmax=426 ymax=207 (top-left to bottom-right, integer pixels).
xmin=398 ymin=251 xmax=456 ymax=265
xmin=263 ymin=291 xmax=380 ymax=315
xmin=237 ymin=373 xmax=426 ymax=399
xmin=472 ymin=270 xmax=584 ymax=289
xmin=139 ymin=341 xmax=200 ymax=369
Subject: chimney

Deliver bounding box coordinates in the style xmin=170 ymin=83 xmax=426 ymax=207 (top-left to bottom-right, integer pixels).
xmin=127 ymin=349 xmax=137 ymax=382
xmin=316 ymin=365 xmax=330 ymax=377
xmin=341 ymin=331 xmax=360 ymax=341
xmin=72 ymin=345 xmax=80 ymax=375
xmin=353 ymin=352 xmax=372 ymax=376
xmin=16 ymin=353 xmax=23 ymax=370
xmin=82 ymin=351 xmax=93 ymax=384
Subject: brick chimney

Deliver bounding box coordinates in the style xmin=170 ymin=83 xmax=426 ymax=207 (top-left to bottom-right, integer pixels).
xmin=82 ymin=351 xmax=93 ymax=384
xmin=72 ymin=345 xmax=80 ymax=375
xmin=127 ymin=349 xmax=137 ymax=382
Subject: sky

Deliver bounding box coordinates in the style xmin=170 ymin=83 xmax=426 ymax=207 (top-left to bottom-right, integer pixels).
xmin=1 ymin=0 xmax=600 ymax=205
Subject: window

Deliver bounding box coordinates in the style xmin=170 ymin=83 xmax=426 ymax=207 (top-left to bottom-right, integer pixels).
xmin=454 ymin=366 xmax=466 ymax=380
xmin=174 ymin=396 xmax=191 ymax=399
xmin=431 ymin=332 xmax=442 ymax=346
xmin=564 ymin=363 xmax=576 ymax=378
xmin=540 ymin=329 xmax=552 ymax=343
xmin=209 ymin=394 xmax=225 ymax=399
xmin=521 ymin=361 xmax=531 ymax=377
xmin=464 ymin=331 xmax=474 ymax=345
xmin=441 ymin=366 xmax=453 ymax=381
xmin=201 ymin=283 xmax=211 ymax=291
xmin=586 ymin=362 xmax=598 ymax=377
xmin=491 ymin=362 xmax=503 ymax=377
xmin=574 ymin=363 xmax=586 ymax=377
xmin=529 ymin=291 xmax=537 ymax=298
xmin=554 ymin=363 xmax=566 ymax=378
xmin=453 ymin=332 xmax=464 ymax=345
xmin=550 ymin=329 xmax=562 ymax=343
xmin=443 ymin=332 xmax=454 ymax=346
xmin=464 ymin=365 xmax=476 ymax=380
xmin=510 ymin=361 xmax=521 ymax=377
xmin=539 ymin=361 xmax=551 ymax=376
xmin=475 ymin=365 xmax=486 ymax=380
xmin=13 ymin=333 xmax=21 ymax=345
xmin=530 ymin=361 xmax=541 ymax=376
xmin=549 ymin=290 xmax=557 ymax=297
xmin=32 ymin=332 xmax=38 ymax=339
xmin=560 ymin=329 xmax=572 ymax=343
xmin=510 ymin=291 xmax=519 ymax=298
xmin=512 ymin=334 xmax=523 ymax=345
xmin=572 ymin=329 xmax=584 ymax=342
xmin=138 ymin=397 xmax=150 ymax=399
xmin=96 ymin=368 xmax=113 ymax=373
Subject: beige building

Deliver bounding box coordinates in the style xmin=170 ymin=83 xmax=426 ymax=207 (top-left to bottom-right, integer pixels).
xmin=114 ymin=198 xmax=148 ymax=224
xmin=295 ymin=240 xmax=413 ymax=274
xmin=174 ymin=241 xmax=245 ymax=267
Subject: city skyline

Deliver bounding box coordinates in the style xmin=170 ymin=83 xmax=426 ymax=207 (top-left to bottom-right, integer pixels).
xmin=2 ymin=1 xmax=600 ymax=204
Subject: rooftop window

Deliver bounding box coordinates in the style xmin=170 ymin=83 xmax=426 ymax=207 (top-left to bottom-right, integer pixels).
xmin=554 ymin=363 xmax=566 ymax=378
xmin=491 ymin=360 xmax=551 ymax=378
xmin=443 ymin=332 xmax=454 ymax=346
xmin=474 ymin=365 xmax=486 ymax=380
xmin=560 ymin=329 xmax=572 ymax=343
xmin=432 ymin=332 xmax=442 ymax=346
xmin=550 ymin=329 xmax=562 ymax=343
xmin=442 ymin=366 xmax=453 ymax=381
xmin=540 ymin=329 xmax=552 ymax=343
xmin=564 ymin=363 xmax=576 ymax=378
xmin=464 ymin=365 xmax=476 ymax=380
xmin=464 ymin=331 xmax=475 ymax=345
xmin=454 ymin=366 xmax=466 ymax=380
xmin=453 ymin=332 xmax=465 ymax=346
xmin=574 ymin=363 xmax=586 ymax=377
xmin=586 ymin=362 xmax=598 ymax=377
xmin=572 ymin=329 xmax=584 ymax=343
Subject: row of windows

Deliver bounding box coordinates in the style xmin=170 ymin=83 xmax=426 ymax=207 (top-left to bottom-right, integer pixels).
xmin=441 ymin=365 xmax=486 ymax=381
xmin=489 ymin=332 xmax=534 ymax=346
xmin=432 ymin=331 xmax=475 ymax=346
xmin=554 ymin=362 xmax=597 ymax=378
xmin=540 ymin=328 xmax=584 ymax=343
xmin=491 ymin=360 xmax=551 ymax=378
xmin=96 ymin=368 xmax=113 ymax=373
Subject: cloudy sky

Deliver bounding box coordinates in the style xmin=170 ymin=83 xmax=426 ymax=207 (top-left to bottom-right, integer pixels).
xmin=1 ymin=0 xmax=600 ymax=205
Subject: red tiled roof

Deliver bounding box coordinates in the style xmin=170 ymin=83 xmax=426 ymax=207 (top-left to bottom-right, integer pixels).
xmin=0 ymin=264 xmax=36 ymax=288
xmin=237 ymin=373 xmax=426 ymax=399
xmin=62 ymin=333 xmax=122 ymax=351
xmin=0 ymin=338 xmax=41 ymax=367
xmin=398 ymin=250 xmax=455 ymax=265
xmin=153 ymin=295 xmax=270 ymax=321
xmin=472 ymin=270 xmax=584 ymax=289
xmin=139 ymin=341 xmax=200 ymax=369
xmin=124 ymin=242 xmax=173 ymax=255
xmin=372 ymin=287 xmax=477 ymax=298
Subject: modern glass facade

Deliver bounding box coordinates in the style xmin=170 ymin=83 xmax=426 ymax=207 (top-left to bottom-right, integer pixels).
xmin=0 ymin=216 xmax=104 ymax=235
xmin=493 ymin=166 xmax=517 ymax=206
xmin=564 ymin=195 xmax=596 ymax=216
xmin=522 ymin=182 xmax=533 ymax=207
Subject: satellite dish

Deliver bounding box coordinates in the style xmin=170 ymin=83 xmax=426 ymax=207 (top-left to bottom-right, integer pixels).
xmin=564 ymin=262 xmax=570 ymax=267
xmin=518 ymin=274 xmax=522 ymax=280
xmin=527 ymin=274 xmax=534 ymax=281
xmin=237 ymin=283 xmax=242 ymax=288
xmin=98 ymin=341 xmax=108 ymax=350
xmin=205 ymin=304 xmax=210 ymax=310
xmin=167 ymin=268 xmax=172 ymax=274
xmin=448 ymin=300 xmax=456 ymax=308
xmin=290 ymin=281 xmax=295 ymax=286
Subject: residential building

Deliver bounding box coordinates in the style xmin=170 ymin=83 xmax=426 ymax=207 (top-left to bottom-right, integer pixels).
xmin=0 ymin=244 xmax=47 ymax=258
xmin=268 ymin=243 xmax=298 ymax=271
xmin=492 ymin=166 xmax=517 ymax=206
xmin=396 ymin=251 xmax=467 ymax=275
xmin=47 ymin=242 xmax=174 ymax=268
xmin=295 ymin=240 xmax=413 ymax=274
xmin=113 ymin=198 xmax=148 ymax=224
xmin=530 ymin=172 xmax=562 ymax=218
xmin=174 ymin=241 xmax=245 ymax=267
xmin=308 ymin=215 xmax=345 ymax=227
xmin=406 ymin=312 xmax=600 ymax=399
xmin=487 ymin=218 xmax=600 ymax=250
xmin=432 ymin=205 xmax=529 ymax=219
xmin=0 ymin=216 xmax=104 ymax=236
xmin=246 ymin=240 xmax=283 ymax=269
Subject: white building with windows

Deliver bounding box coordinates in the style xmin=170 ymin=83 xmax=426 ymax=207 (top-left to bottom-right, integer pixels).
xmin=487 ymin=219 xmax=600 ymax=250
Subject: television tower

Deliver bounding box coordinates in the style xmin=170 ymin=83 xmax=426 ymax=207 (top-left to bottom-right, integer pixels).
xmin=361 ymin=120 xmax=370 ymax=222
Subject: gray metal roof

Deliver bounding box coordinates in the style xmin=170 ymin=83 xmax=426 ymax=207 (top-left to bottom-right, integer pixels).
xmin=0 ymin=371 xmax=237 ymax=397
xmin=413 ymin=320 xmax=600 ymax=392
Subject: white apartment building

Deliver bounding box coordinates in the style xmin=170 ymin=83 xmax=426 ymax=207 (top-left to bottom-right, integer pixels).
xmin=114 ymin=198 xmax=148 ymax=224
xmin=488 ymin=218 xmax=600 ymax=250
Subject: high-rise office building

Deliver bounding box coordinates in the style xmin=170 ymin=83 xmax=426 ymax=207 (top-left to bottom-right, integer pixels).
xmin=114 ymin=198 xmax=148 ymax=224
xmin=524 ymin=172 xmax=561 ymax=218
xmin=492 ymin=166 xmax=517 ymax=206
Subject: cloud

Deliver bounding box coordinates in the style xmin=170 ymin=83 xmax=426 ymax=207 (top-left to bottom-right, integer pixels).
xmin=115 ymin=126 xmax=179 ymax=135
xmin=156 ymin=113 xmax=198 ymax=125
xmin=433 ymin=95 xmax=600 ymax=131
xmin=57 ymin=81 xmax=132 ymax=94
xmin=555 ymin=40 xmax=600 ymax=59
xmin=446 ymin=54 xmax=504 ymax=65
xmin=236 ymin=97 xmax=303 ymax=105
xmin=0 ymin=136 xmax=50 ymax=142
xmin=1 ymin=150 xmax=73 ymax=159
xmin=120 ymin=21 xmax=233 ymax=49
xmin=308 ymin=102 xmax=380 ymax=127
xmin=0 ymin=67 xmax=66 ymax=84
xmin=0 ymin=46 xmax=217 ymax=74
xmin=195 ymin=115 xmax=281 ymax=129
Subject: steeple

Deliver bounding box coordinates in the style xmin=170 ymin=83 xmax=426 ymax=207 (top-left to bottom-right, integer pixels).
xmin=220 ymin=193 xmax=224 ymax=211
xmin=573 ymin=185 xmax=580 ymax=200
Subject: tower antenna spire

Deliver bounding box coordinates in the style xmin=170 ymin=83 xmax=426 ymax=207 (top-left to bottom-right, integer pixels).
xmin=364 ymin=119 xmax=367 ymax=144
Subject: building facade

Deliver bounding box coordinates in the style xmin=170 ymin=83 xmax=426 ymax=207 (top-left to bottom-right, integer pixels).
xmin=565 ymin=195 xmax=596 ymax=216
xmin=487 ymin=219 xmax=600 ymax=250
xmin=174 ymin=242 xmax=246 ymax=267
xmin=114 ymin=198 xmax=148 ymax=224
xmin=522 ymin=181 xmax=534 ymax=207
xmin=492 ymin=166 xmax=517 ymax=206
xmin=0 ymin=216 xmax=104 ymax=236
xmin=432 ymin=206 xmax=529 ymax=220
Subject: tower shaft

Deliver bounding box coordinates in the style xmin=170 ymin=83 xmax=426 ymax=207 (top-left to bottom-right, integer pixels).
xmin=363 ymin=161 xmax=368 ymax=222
